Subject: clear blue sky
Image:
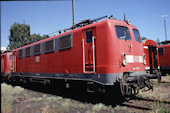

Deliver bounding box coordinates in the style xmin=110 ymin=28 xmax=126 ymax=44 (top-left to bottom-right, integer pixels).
xmin=1 ymin=0 xmax=170 ymax=47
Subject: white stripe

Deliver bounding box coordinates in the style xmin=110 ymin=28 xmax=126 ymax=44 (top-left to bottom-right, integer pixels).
xmin=126 ymin=55 xmax=134 ymax=63
xmin=145 ymin=66 xmax=150 ymax=70
xmin=139 ymin=56 xmax=143 ymax=63
xmin=126 ymin=55 xmax=144 ymax=63
xmin=143 ymin=46 xmax=148 ymax=49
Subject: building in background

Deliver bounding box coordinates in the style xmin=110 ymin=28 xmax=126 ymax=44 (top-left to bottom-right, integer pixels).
xmin=1 ymin=47 xmax=7 ymax=53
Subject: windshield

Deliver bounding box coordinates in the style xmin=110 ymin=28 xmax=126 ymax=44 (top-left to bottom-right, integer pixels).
xmin=133 ymin=29 xmax=141 ymax=42
xmin=115 ymin=26 xmax=131 ymax=40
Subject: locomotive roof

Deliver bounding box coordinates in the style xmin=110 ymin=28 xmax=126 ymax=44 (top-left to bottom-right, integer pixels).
xmin=143 ymin=39 xmax=158 ymax=46
xmin=158 ymin=40 xmax=170 ymax=45
xmin=13 ymin=19 xmax=139 ymax=52
xmin=158 ymin=44 xmax=170 ymax=48
xmin=1 ymin=51 xmax=12 ymax=55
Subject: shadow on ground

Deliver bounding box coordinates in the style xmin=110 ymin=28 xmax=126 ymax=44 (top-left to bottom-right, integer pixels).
xmin=6 ymin=81 xmax=124 ymax=107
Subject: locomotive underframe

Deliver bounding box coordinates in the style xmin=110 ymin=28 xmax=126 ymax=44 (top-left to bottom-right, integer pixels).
xmin=1 ymin=72 xmax=11 ymax=82
xmin=7 ymin=71 xmax=154 ymax=98
xmin=11 ymin=72 xmax=122 ymax=85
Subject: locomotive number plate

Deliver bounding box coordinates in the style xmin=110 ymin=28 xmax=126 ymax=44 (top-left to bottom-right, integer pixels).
xmin=35 ymin=56 xmax=40 ymax=62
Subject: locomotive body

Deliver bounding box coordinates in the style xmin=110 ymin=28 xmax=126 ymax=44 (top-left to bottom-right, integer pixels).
xmin=6 ymin=18 xmax=153 ymax=97
xmin=143 ymin=40 xmax=161 ymax=82
xmin=158 ymin=44 xmax=170 ymax=74
xmin=1 ymin=52 xmax=12 ymax=82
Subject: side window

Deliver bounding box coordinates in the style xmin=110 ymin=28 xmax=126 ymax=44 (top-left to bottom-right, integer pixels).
xmin=115 ymin=26 xmax=131 ymax=40
xmin=59 ymin=34 xmax=73 ymax=50
xmin=25 ymin=47 xmax=31 ymax=57
xmin=86 ymin=30 xmax=93 ymax=43
xmin=34 ymin=44 xmax=41 ymax=55
xmin=133 ymin=29 xmax=141 ymax=42
xmin=158 ymin=47 xmax=165 ymax=55
xmin=18 ymin=49 xmax=23 ymax=58
xmin=9 ymin=55 xmax=12 ymax=60
xmin=45 ymin=40 xmax=54 ymax=53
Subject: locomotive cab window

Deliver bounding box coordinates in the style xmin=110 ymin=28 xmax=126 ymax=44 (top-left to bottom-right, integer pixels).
xmin=86 ymin=30 xmax=93 ymax=43
xmin=25 ymin=47 xmax=31 ymax=57
xmin=18 ymin=49 xmax=23 ymax=58
xmin=133 ymin=29 xmax=141 ymax=42
xmin=9 ymin=55 xmax=13 ymax=60
xmin=45 ymin=40 xmax=54 ymax=53
xmin=158 ymin=47 xmax=165 ymax=55
xmin=115 ymin=26 xmax=131 ymax=40
xmin=59 ymin=34 xmax=73 ymax=50
xmin=34 ymin=44 xmax=41 ymax=55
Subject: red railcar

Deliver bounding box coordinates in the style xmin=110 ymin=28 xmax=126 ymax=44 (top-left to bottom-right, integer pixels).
xmin=158 ymin=44 xmax=170 ymax=74
xmin=9 ymin=17 xmax=153 ymax=97
xmin=143 ymin=39 xmax=161 ymax=82
xmin=1 ymin=52 xmax=12 ymax=82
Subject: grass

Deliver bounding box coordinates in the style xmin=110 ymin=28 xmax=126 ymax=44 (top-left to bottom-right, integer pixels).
xmin=157 ymin=107 xmax=170 ymax=113
xmin=1 ymin=83 xmax=24 ymax=113
xmin=15 ymin=107 xmax=24 ymax=113
xmin=161 ymin=74 xmax=170 ymax=83
xmin=1 ymin=96 xmax=13 ymax=113
xmin=31 ymin=97 xmax=43 ymax=101
xmin=114 ymin=105 xmax=127 ymax=110
xmin=153 ymin=101 xmax=170 ymax=113
xmin=92 ymin=103 xmax=107 ymax=112
xmin=41 ymin=105 xmax=56 ymax=113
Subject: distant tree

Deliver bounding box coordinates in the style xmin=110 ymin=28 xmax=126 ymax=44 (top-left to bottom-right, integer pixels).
xmin=8 ymin=22 xmax=31 ymax=50
xmin=142 ymin=37 xmax=148 ymax=40
xmin=30 ymin=33 xmax=42 ymax=42
xmin=156 ymin=38 xmax=160 ymax=44
xmin=42 ymin=35 xmax=49 ymax=39
xmin=8 ymin=22 xmax=50 ymax=50
xmin=29 ymin=34 xmax=49 ymax=43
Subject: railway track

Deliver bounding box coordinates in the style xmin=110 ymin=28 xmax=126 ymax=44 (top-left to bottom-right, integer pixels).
xmin=121 ymin=95 xmax=170 ymax=112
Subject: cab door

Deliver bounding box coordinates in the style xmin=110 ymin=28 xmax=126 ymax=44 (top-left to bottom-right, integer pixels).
xmin=12 ymin=52 xmax=16 ymax=72
xmin=148 ymin=45 xmax=158 ymax=73
xmin=1 ymin=55 xmax=5 ymax=72
xmin=82 ymin=28 xmax=96 ymax=73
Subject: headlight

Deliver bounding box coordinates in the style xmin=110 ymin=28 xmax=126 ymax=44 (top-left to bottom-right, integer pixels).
xmin=123 ymin=59 xmax=127 ymax=66
xmin=144 ymin=59 xmax=146 ymax=65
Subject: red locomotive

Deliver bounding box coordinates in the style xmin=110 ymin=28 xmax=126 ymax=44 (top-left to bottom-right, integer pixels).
xmin=143 ymin=39 xmax=161 ymax=82
xmin=158 ymin=41 xmax=170 ymax=74
xmin=1 ymin=52 xmax=12 ymax=82
xmin=2 ymin=16 xmax=153 ymax=97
